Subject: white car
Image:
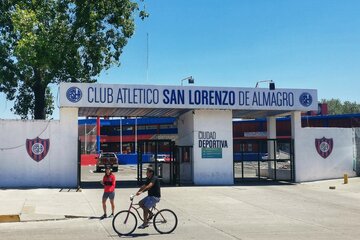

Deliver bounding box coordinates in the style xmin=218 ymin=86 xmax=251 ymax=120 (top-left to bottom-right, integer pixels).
xmin=156 ymin=154 xmax=168 ymax=162
xmin=261 ymin=153 xmax=280 ymax=161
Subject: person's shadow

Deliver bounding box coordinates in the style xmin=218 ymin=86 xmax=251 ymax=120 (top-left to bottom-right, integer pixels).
xmin=88 ymin=216 xmax=104 ymax=220
xmin=89 ymin=215 xmax=114 ymax=220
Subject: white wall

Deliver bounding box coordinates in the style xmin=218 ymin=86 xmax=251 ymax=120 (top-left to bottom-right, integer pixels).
xmin=0 ymin=108 xmax=78 ymax=187
xmin=193 ymin=110 xmax=233 ymax=185
xmin=295 ymin=127 xmax=355 ymax=182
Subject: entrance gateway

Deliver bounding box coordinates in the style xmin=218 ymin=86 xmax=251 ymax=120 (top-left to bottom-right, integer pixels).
xmin=60 ymin=83 xmax=317 ymax=186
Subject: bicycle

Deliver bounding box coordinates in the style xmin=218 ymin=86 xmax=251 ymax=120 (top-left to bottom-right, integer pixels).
xmin=112 ymin=195 xmax=178 ymax=235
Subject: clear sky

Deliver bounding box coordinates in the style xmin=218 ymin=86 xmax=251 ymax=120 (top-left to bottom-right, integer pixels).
xmin=1 ymin=0 xmax=360 ymax=119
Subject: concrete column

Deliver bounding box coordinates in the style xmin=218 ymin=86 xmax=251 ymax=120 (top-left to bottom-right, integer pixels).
xmin=177 ymin=111 xmax=195 ymax=184
xmin=291 ymin=111 xmax=302 ymax=138
xmin=267 ymin=117 xmax=277 ymax=175
xmin=267 ymin=117 xmax=277 ymax=157
xmin=177 ymin=109 xmax=233 ymax=185
xmin=193 ymin=110 xmax=233 ymax=185
xmin=291 ymin=111 xmax=302 ymax=182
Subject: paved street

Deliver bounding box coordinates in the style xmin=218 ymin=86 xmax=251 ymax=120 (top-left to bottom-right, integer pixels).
xmin=1 ymin=169 xmax=360 ymax=240
xmin=81 ymin=164 xmax=152 ymax=182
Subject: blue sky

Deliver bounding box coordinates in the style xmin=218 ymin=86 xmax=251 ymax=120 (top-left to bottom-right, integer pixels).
xmin=1 ymin=0 xmax=360 ymax=119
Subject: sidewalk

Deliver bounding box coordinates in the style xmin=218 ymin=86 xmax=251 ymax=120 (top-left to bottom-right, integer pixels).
xmin=0 ymin=188 xmax=94 ymax=222
xmin=1 ymin=178 xmax=360 ymax=239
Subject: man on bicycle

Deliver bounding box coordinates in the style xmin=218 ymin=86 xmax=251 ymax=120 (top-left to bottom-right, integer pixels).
xmin=136 ymin=167 xmax=161 ymax=229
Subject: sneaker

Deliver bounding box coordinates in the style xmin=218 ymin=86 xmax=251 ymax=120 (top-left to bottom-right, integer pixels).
xmin=147 ymin=212 xmax=154 ymax=221
xmin=100 ymin=214 xmax=107 ymax=219
xmin=138 ymin=223 xmax=149 ymax=229
xmin=109 ymin=213 xmax=114 ymax=218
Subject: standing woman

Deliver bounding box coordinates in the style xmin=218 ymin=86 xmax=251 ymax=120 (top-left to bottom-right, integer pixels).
xmin=100 ymin=166 xmax=116 ymax=218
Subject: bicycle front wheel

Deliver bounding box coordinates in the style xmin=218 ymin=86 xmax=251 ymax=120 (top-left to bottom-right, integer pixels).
xmin=153 ymin=209 xmax=178 ymax=234
xmin=112 ymin=210 xmax=137 ymax=236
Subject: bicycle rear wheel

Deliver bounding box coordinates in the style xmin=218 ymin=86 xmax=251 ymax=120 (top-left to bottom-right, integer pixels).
xmin=112 ymin=210 xmax=137 ymax=235
xmin=153 ymin=209 xmax=178 ymax=234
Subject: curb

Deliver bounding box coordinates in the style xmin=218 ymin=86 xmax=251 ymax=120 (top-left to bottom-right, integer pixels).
xmin=20 ymin=214 xmax=67 ymax=222
xmin=0 ymin=214 xmax=20 ymax=223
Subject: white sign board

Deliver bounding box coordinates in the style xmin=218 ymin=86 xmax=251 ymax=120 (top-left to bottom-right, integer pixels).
xmin=60 ymin=83 xmax=318 ymax=111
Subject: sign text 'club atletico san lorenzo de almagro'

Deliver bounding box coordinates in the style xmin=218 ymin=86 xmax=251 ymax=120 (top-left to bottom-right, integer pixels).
xmin=60 ymin=83 xmax=318 ymax=111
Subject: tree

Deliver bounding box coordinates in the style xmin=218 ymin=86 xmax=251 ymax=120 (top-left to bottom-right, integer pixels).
xmin=0 ymin=0 xmax=148 ymax=119
xmin=321 ymin=98 xmax=360 ymax=115
xmin=342 ymin=101 xmax=360 ymax=114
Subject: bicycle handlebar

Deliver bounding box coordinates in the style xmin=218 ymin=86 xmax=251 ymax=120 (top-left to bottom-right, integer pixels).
xmin=130 ymin=194 xmax=135 ymax=201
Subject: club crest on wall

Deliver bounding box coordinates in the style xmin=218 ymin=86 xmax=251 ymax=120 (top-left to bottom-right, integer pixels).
xmin=315 ymin=137 xmax=333 ymax=159
xmin=26 ymin=137 xmax=50 ymax=162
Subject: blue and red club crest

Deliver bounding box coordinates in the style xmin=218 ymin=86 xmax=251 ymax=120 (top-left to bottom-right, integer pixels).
xmin=26 ymin=137 xmax=50 ymax=162
xmin=315 ymin=137 xmax=333 ymax=159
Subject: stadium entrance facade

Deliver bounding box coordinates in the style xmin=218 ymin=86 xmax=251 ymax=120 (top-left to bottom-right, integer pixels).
xmin=59 ymin=82 xmax=319 ymax=186
xmin=1 ymin=82 xmax=356 ymax=188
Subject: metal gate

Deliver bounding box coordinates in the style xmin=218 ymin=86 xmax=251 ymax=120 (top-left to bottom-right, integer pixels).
xmin=233 ymin=139 xmax=295 ymax=182
xmin=137 ymin=140 xmax=179 ymax=185
xmin=176 ymin=146 xmax=193 ymax=185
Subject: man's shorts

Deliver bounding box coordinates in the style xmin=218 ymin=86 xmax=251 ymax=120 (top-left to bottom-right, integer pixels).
xmin=103 ymin=191 xmax=115 ymax=200
xmin=139 ymin=196 xmax=160 ymax=209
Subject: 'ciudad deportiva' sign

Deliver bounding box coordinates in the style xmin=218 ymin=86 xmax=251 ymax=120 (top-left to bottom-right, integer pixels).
xmin=198 ymin=131 xmax=228 ymax=159
xmin=60 ymin=83 xmax=317 ymax=111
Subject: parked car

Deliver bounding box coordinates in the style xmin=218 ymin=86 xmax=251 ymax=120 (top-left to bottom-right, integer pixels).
xmin=95 ymin=152 xmax=119 ymax=172
xmin=261 ymin=153 xmax=280 ymax=161
xmin=153 ymin=154 xmax=173 ymax=162
xmin=155 ymin=154 xmax=168 ymax=162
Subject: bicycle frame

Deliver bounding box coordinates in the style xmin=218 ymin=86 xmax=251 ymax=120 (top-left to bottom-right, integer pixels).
xmin=123 ymin=197 xmax=159 ymax=224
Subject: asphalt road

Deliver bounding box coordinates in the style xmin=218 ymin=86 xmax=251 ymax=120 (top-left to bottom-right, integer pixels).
xmin=81 ymin=165 xmax=139 ymax=182
xmin=2 ymin=178 xmax=360 ymax=240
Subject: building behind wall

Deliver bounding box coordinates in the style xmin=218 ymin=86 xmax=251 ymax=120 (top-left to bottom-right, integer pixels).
xmin=233 ymin=113 xmax=360 ymax=139
xmin=79 ymin=117 xmax=177 ymax=155
xmin=79 ymin=113 xmax=360 ymax=159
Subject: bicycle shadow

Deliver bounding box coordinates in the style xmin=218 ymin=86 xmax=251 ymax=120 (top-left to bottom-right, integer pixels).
xmin=110 ymin=233 xmax=150 ymax=238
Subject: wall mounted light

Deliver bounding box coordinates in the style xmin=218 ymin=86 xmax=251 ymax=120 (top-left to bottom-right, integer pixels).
xmin=181 ymin=76 xmax=195 ymax=86
xmin=255 ymin=80 xmax=275 ymax=90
